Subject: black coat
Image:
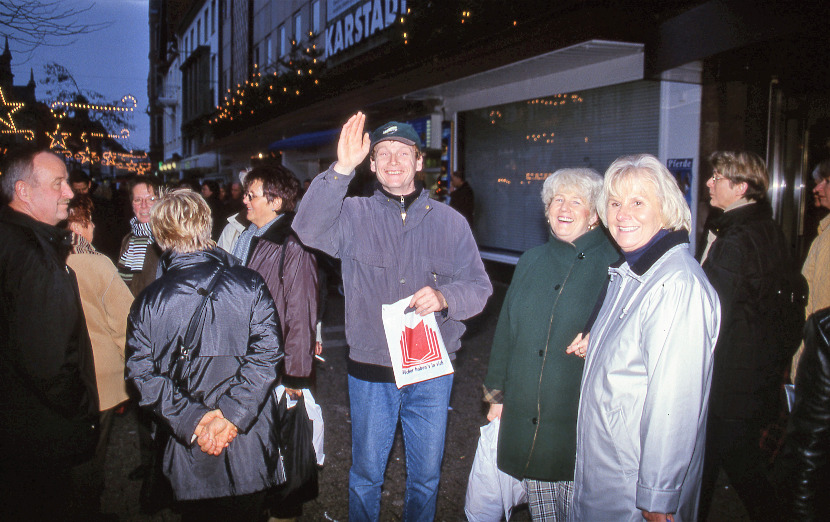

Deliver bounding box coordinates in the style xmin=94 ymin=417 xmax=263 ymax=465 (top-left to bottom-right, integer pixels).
xmin=787 ymin=307 xmax=830 ymax=520
xmin=0 ymin=206 xmax=99 ymax=466
xmin=701 ymin=201 xmax=802 ymax=422
xmin=125 ymin=247 xmax=285 ymax=500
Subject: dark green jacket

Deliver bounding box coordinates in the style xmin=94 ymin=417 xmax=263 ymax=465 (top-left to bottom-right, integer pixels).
xmin=484 ymin=227 xmax=619 ymax=481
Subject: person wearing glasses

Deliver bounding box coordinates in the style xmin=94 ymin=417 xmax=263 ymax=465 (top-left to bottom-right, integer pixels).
xmin=226 ymin=164 xmax=319 ymax=518
xmin=697 ymin=151 xmax=803 ymax=521
xmin=117 ymin=177 xmax=162 ymax=297
xmin=117 ymin=176 xmax=165 ymax=497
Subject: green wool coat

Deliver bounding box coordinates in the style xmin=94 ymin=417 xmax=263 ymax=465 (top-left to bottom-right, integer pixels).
xmin=484 ymin=227 xmax=619 ymax=481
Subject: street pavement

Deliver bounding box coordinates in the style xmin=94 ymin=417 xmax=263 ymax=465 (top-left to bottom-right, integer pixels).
xmin=99 ymin=270 xmax=750 ymax=521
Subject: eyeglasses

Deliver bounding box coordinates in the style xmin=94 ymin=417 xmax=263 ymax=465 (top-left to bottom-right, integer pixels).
xmin=710 ymin=172 xmax=727 ymax=183
xmin=243 ymin=191 xmax=263 ymax=201
xmin=132 ymin=196 xmax=158 ymax=205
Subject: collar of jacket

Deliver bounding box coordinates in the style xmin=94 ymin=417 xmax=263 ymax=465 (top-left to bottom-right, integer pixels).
xmin=0 ymin=205 xmax=72 ymax=261
xmin=257 ymin=211 xmax=295 ymax=245
xmin=159 ymin=246 xmax=239 ymax=273
xmin=372 ymin=187 xmax=433 ymax=226
xmin=547 ymin=226 xmax=619 ymax=259
xmin=710 ymin=200 xmax=771 ymax=237
xmin=611 ymin=229 xmax=689 ymax=276
xmin=231 ymin=211 xmax=250 ymax=228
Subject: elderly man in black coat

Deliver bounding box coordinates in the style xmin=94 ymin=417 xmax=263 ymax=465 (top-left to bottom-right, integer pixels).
xmin=0 ymin=146 xmax=100 ymax=519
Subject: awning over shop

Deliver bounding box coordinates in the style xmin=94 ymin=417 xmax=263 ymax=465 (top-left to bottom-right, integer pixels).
xmin=268 ymin=117 xmax=429 ymax=152
xmin=180 ymin=152 xmax=220 ymax=171
xmin=269 ymin=128 xmax=340 ymax=151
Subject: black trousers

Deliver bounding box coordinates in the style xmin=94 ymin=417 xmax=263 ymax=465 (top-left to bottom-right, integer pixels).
xmin=698 ymin=415 xmax=783 ymax=521
xmin=180 ymin=489 xmax=267 ymax=522
xmin=0 ymin=456 xmax=100 ymax=521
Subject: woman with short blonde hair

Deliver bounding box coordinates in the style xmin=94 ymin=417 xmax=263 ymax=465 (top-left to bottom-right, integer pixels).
xmin=127 ymin=187 xmax=285 ymax=520
xmin=150 ymin=188 xmax=215 ymax=254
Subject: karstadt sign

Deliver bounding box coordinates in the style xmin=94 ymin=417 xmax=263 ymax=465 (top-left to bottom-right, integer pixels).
xmin=325 ymin=0 xmax=407 ymax=59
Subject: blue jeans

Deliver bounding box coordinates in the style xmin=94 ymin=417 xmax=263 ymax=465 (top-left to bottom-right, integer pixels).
xmin=348 ymin=373 xmax=454 ymax=522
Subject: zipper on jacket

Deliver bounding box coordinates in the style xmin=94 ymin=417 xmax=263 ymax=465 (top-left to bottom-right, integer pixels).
xmin=399 ymin=195 xmax=407 ymax=224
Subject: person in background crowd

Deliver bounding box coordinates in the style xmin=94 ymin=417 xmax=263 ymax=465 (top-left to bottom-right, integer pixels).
xmin=792 ymin=159 xmax=830 ymax=382
xmin=126 ymin=188 xmax=285 ymax=522
xmin=449 ymin=169 xmax=474 ymax=225
xmin=227 ymin=164 xmax=320 ymax=519
xmin=117 ymin=176 xmax=163 ymax=492
xmin=697 ymin=151 xmax=802 ymax=521
xmin=483 ymin=168 xmax=619 ymax=521
xmin=569 ymin=153 xmax=720 ymax=521
xmin=201 ymin=180 xmax=224 ymax=239
xmin=69 ymin=168 xmax=92 ymax=195
xmin=65 ymin=194 xmax=133 ymax=517
xmin=230 ymin=164 xmax=319 ymax=392
xmin=218 ymin=172 xmax=251 ymax=253
xmin=118 ymin=177 xmax=162 ymax=296
xmin=0 ymin=146 xmax=100 ymax=519
xmin=786 ymin=306 xmax=830 ymax=519
xmin=293 ymin=112 xmax=492 ymax=521
xmin=68 ymin=168 xmax=122 ymax=259
xmin=226 ymin=180 xmax=245 ymax=215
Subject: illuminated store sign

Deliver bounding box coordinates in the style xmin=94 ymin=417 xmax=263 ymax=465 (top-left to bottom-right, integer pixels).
xmin=325 ymin=0 xmax=407 ymax=58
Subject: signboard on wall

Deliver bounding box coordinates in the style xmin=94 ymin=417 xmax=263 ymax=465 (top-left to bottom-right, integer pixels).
xmin=325 ymin=0 xmax=407 ymax=58
xmin=667 ymin=158 xmax=693 ymax=205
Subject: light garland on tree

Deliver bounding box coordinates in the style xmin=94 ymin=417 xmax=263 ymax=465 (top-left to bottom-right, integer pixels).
xmin=209 ymin=38 xmax=324 ymax=130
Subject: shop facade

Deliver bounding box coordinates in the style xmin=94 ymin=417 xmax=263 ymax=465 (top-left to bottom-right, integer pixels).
xmin=155 ymin=0 xmax=829 ymax=261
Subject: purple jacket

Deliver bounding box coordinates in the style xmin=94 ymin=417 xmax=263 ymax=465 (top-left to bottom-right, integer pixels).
xmin=293 ymin=166 xmax=492 ymax=367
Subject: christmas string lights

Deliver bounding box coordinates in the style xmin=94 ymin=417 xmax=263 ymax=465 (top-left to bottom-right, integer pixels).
xmin=50 ymin=94 xmax=138 ymax=113
xmin=0 ymin=86 xmax=35 ymax=140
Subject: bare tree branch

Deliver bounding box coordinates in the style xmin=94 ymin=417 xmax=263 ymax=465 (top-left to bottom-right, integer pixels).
xmin=0 ymin=0 xmax=111 ymax=56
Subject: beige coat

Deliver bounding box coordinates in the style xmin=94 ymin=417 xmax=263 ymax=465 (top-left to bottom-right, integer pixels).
xmin=792 ymin=214 xmax=830 ymax=381
xmin=67 ymin=252 xmax=133 ymax=410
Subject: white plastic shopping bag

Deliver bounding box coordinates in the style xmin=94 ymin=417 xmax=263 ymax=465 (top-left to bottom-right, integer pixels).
xmin=381 ymin=295 xmax=454 ymax=388
xmin=273 ymin=385 xmax=325 ymax=466
xmin=464 ymin=418 xmax=526 ymax=522
xmin=303 ymin=388 xmax=325 ymax=466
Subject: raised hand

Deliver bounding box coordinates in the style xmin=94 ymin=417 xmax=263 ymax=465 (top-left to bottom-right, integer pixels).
xmin=333 ymin=112 xmax=371 ymax=175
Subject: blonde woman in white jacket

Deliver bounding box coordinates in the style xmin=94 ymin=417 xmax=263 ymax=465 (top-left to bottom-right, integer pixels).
xmin=568 ymin=154 xmax=721 ymax=522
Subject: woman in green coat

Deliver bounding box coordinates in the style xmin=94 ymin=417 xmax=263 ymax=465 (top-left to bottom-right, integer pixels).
xmin=483 ymin=168 xmax=619 ymax=521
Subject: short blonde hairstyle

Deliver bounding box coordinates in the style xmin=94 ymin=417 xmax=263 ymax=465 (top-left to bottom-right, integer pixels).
xmin=597 ymin=154 xmax=691 ymax=232
xmin=541 ymin=168 xmax=603 ymax=214
xmin=150 ymin=188 xmax=215 ymax=254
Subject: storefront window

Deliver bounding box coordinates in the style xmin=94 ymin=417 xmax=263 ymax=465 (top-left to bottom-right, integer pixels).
xmin=463 ymin=80 xmax=660 ymax=254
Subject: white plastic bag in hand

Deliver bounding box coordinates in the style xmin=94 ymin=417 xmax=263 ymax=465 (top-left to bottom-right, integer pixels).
xmin=303 ymin=388 xmax=325 ymax=466
xmin=381 ymin=295 xmax=453 ymax=388
xmin=464 ymin=417 xmax=526 ymax=521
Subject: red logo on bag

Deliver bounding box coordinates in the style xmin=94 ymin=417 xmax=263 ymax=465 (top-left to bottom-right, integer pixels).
xmin=400 ymin=320 xmax=442 ymax=368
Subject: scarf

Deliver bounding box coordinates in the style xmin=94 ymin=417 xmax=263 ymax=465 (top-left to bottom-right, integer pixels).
xmin=118 ymin=217 xmax=155 ymax=278
xmin=232 ymin=214 xmax=282 ymax=264
xmin=70 ymin=232 xmax=102 ymax=256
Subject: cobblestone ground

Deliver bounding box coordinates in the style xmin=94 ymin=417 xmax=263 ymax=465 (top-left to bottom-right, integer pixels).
xmin=100 ymin=280 xmax=750 ymax=521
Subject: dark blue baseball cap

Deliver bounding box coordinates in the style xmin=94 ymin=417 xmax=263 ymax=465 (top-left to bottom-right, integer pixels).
xmin=370 ymin=121 xmax=422 ymax=151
